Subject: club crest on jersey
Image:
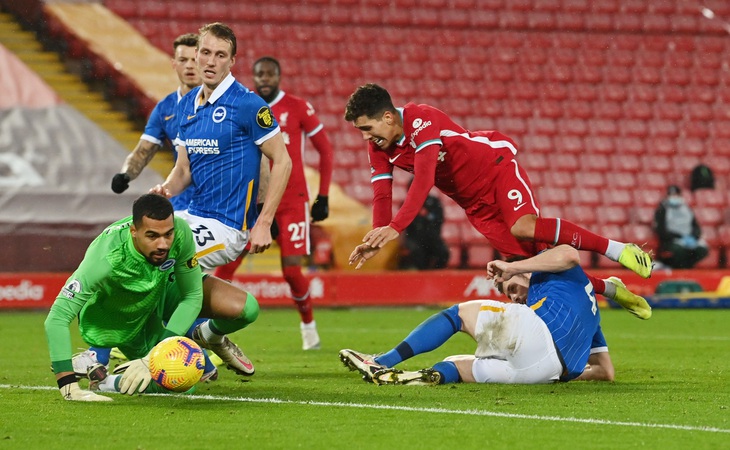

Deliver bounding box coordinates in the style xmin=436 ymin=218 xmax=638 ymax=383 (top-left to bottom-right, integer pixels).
xmin=256 ymin=106 xmax=274 ymax=128
xmin=212 ymin=106 xmax=227 ymax=123
xmin=159 ymin=259 xmax=176 ymax=271
xmin=61 ymin=279 xmax=82 ymax=299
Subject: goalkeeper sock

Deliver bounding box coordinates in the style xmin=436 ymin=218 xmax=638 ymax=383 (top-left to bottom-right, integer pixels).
xmin=96 ymin=374 xmax=121 ymax=393
xmin=376 ymin=305 xmax=462 ymax=368
xmin=432 ymin=361 xmax=460 ymax=384
xmin=208 ymin=292 xmax=260 ymax=336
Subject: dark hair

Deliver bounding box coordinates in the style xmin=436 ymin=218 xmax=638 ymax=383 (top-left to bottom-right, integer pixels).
xmin=344 ymin=83 xmax=396 ymax=122
xmin=667 ymin=185 xmax=681 ymax=195
xmin=199 ymin=22 xmax=237 ymax=56
xmin=253 ymin=56 xmax=280 ymax=75
xmin=132 ymin=194 xmax=173 ymax=227
xmin=173 ymin=33 xmax=198 ymax=51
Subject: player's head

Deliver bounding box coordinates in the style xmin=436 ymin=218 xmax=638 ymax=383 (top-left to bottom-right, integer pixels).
xmin=494 ymin=274 xmax=530 ymax=304
xmin=345 ymin=83 xmax=400 ymax=150
xmin=131 ymin=194 xmax=175 ymax=266
xmin=197 ymin=22 xmax=236 ymax=89
xmin=172 ymin=33 xmax=200 ymax=90
xmin=252 ymin=56 xmax=281 ymax=103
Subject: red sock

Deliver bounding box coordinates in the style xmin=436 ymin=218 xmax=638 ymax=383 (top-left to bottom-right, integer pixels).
xmin=282 ymin=265 xmax=313 ymax=323
xmin=533 ymin=217 xmax=610 ymax=255
xmin=585 ymin=273 xmax=606 ymax=296
xmin=213 ymin=255 xmax=244 ymax=281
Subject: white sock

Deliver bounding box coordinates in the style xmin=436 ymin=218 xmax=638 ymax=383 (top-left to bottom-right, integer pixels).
xmin=200 ymin=320 xmax=224 ymax=344
xmin=300 ymin=320 xmax=317 ymax=330
xmin=98 ymin=374 xmax=121 ymax=393
xmin=602 ymin=279 xmax=617 ymax=299
xmin=605 ymin=240 xmax=625 ymax=261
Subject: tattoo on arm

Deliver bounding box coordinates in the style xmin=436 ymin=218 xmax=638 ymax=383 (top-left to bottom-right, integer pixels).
xmin=123 ymin=141 xmax=160 ymax=180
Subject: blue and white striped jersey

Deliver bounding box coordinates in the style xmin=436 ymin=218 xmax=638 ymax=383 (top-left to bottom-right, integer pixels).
xmin=142 ymin=88 xmax=194 ymax=211
xmin=527 ymin=265 xmax=607 ymax=380
xmin=175 ymin=74 xmax=280 ymax=230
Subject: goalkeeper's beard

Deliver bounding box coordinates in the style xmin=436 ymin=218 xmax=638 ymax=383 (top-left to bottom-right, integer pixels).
xmin=146 ymin=250 xmax=169 ymax=266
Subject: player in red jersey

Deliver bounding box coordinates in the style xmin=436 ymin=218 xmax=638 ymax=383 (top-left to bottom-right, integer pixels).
xmin=214 ymin=57 xmax=334 ymax=349
xmin=344 ymin=84 xmax=651 ymax=319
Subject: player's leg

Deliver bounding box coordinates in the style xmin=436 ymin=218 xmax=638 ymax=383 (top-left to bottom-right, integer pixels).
xmin=277 ymin=201 xmax=320 ymax=350
xmin=494 ymin=160 xmax=652 ymax=277
xmin=212 ymin=254 xmax=244 ymax=281
xmin=176 ymin=210 xmax=248 ymax=270
xmin=192 ymin=275 xmax=259 ymax=375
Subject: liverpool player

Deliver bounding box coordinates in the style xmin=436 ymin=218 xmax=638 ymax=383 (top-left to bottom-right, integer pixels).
xmin=214 ymin=57 xmax=334 ymax=350
xmin=344 ymin=83 xmax=651 ymax=320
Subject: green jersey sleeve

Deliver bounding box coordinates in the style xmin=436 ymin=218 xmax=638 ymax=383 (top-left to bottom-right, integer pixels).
xmin=163 ymin=216 xmax=203 ymax=337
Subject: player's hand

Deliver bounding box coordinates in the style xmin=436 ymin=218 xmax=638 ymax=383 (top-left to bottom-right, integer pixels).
xmin=60 ymin=381 xmax=112 ymax=402
xmin=311 ymin=195 xmax=329 ymax=222
xmin=115 ymin=356 xmax=151 ymax=395
xmin=248 ymin=221 xmax=273 ymax=254
xmin=149 ymin=184 xmax=172 ymax=198
xmin=111 ymin=173 xmax=131 ymax=194
xmin=486 ymin=260 xmax=513 ymax=283
xmin=349 ymin=243 xmax=381 ymax=269
xmin=362 ymin=226 xmax=399 ymax=249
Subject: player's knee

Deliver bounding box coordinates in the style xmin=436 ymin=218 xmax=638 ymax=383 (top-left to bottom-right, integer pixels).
xmin=442 ymin=304 xmax=462 ymax=333
xmin=241 ymin=292 xmax=260 ymax=323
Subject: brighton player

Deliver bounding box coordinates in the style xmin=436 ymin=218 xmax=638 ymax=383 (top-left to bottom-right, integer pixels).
xmin=151 ymin=22 xmax=292 ymax=267
xmin=340 ymin=245 xmax=615 ymax=385
xmin=214 ymin=56 xmax=334 ymax=350
xmin=344 ymin=83 xmax=651 ymax=319
xmin=110 ymin=33 xmax=200 ymax=210
xmin=45 ymin=194 xmax=260 ymax=401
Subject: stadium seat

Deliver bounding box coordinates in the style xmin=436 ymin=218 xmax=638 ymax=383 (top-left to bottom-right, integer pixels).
xmin=466 ymin=244 xmax=494 ymax=269
xmin=633 ymin=188 xmax=664 ymax=207
xmin=602 ymin=189 xmax=633 ymax=207
xmin=562 ymin=205 xmax=598 ymax=225
xmin=693 ymin=189 xmax=726 ymax=208
xmin=694 ymin=207 xmax=724 ymax=227
xmin=694 ymin=248 xmax=721 ymax=269
xmin=570 ymin=187 xmax=601 ymax=206
xmin=584 ymin=136 xmax=615 ymax=154
xmin=538 ymin=187 xmax=569 ymax=205
xmin=574 ymin=171 xmax=606 ymax=189
xmin=541 ymin=171 xmax=575 ymax=189
xmin=622 ymin=223 xmax=657 ymax=249
xmin=629 ymin=206 xmax=656 ymax=225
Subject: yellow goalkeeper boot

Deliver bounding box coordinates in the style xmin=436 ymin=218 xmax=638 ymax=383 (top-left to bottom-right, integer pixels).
xmin=617 ymin=244 xmax=653 ymax=278
xmin=607 ymin=277 xmax=652 ymax=320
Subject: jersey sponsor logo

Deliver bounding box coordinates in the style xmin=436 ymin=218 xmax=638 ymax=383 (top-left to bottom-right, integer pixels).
xmin=61 ymin=279 xmax=82 ymax=299
xmin=186 ymin=256 xmax=199 ymax=269
xmin=212 ymin=106 xmax=227 ymax=123
xmin=164 ymin=114 xmax=175 ymax=121
xmin=159 ymin=259 xmax=176 ymax=271
xmin=256 ymin=106 xmax=275 ymax=128
xmin=388 ymin=153 xmax=403 ymax=163
xmin=186 ymin=138 xmax=220 ymax=154
xmin=410 ymin=120 xmax=432 ymax=141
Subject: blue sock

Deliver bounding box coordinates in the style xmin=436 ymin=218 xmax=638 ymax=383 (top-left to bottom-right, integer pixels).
xmin=202 ymin=349 xmax=216 ymax=374
xmin=432 ymin=361 xmax=461 ymax=384
xmin=376 ymin=305 xmax=462 ymax=368
xmin=90 ymin=347 xmax=111 ymax=366
xmin=185 ymin=318 xmax=209 ymax=338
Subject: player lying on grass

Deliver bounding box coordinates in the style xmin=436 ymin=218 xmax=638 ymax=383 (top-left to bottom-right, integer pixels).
xmin=340 ymin=245 xmax=628 ymax=385
xmin=45 ymin=194 xmax=259 ymax=401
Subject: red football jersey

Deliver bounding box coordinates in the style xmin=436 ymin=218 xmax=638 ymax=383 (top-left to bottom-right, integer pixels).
xmin=370 ymin=102 xmax=519 ymax=232
xmin=269 ymin=90 xmax=328 ymax=203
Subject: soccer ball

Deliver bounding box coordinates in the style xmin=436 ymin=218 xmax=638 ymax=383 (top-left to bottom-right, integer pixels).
xmin=148 ymin=336 xmax=205 ymax=392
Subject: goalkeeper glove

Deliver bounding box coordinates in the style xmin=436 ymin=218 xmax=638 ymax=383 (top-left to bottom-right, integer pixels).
xmin=311 ymin=195 xmax=329 ymax=222
xmin=111 ymin=173 xmax=131 ymax=194
xmin=59 ymin=381 xmax=112 ymax=402
xmin=114 ymin=355 xmax=151 ymax=395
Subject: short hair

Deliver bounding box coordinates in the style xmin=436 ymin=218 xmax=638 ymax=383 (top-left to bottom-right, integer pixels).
xmin=132 ymin=194 xmax=173 ymax=227
xmin=667 ymin=185 xmax=681 ymax=195
xmin=344 ymin=83 xmax=396 ymax=122
xmin=199 ymin=22 xmax=236 ymax=56
xmin=253 ymin=56 xmax=280 ymax=75
xmin=173 ymin=33 xmax=198 ymax=51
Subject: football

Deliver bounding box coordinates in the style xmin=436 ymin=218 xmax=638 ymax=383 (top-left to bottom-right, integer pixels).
xmin=148 ymin=336 xmax=205 ymax=392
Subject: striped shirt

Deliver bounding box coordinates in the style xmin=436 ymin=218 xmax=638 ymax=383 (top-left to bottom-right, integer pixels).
xmin=175 ymin=74 xmax=280 ymax=230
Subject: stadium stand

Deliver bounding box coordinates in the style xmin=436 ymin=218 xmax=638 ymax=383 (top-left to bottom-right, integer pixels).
xmin=2 ymin=0 xmax=728 ymax=269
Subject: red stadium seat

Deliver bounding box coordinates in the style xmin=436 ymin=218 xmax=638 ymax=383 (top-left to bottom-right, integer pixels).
xmin=694 ymin=207 xmax=724 ymax=227
xmin=571 ymin=187 xmax=601 ymax=206
xmin=622 ymin=224 xmax=657 ymax=249
xmin=538 ymin=187 xmax=569 ymax=205
xmin=562 ymin=205 xmax=599 ymax=225
xmin=693 ymin=189 xmax=726 ymax=208
xmin=629 ymin=206 xmax=656 ymax=225
xmin=600 ymin=206 xmax=629 ymax=225
xmin=574 ymin=171 xmax=606 ymax=189
xmin=601 ymin=189 xmax=633 ymax=207
xmin=633 ymin=189 xmax=664 ymax=207
xmin=694 ymin=248 xmax=721 ymax=269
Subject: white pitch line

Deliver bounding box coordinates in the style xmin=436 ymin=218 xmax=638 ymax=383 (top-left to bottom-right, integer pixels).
xmin=2 ymin=384 xmax=728 ymax=434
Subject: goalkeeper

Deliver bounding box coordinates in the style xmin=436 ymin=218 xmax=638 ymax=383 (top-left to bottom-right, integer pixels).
xmin=45 ymin=194 xmax=260 ymax=401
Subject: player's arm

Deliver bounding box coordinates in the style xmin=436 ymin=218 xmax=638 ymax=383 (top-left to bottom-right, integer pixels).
xmin=250 ymin=132 xmax=292 ymax=253
xmin=163 ymin=223 xmax=204 ymax=337
xmin=151 ymin=143 xmax=192 ymax=198
xmin=308 ymin=129 xmax=334 ymax=222
xmin=111 ymin=140 xmax=162 ymax=193
xmin=487 ymin=245 xmax=581 ymax=283
xmin=363 ymin=144 xmax=439 ymax=249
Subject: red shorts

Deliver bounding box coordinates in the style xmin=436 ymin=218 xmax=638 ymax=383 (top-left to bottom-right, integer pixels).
xmin=275 ymin=199 xmax=310 ymax=257
xmin=464 ymin=158 xmax=547 ymax=260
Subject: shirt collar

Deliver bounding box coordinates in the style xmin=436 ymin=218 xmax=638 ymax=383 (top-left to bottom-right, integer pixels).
xmin=198 ymin=73 xmax=236 ymax=106
xmin=396 ymin=107 xmax=405 ymax=146
xmin=268 ymin=90 xmax=285 ymax=107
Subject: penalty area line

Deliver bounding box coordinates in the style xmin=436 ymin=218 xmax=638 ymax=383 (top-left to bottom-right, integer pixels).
xmin=2 ymin=384 xmax=728 ymax=434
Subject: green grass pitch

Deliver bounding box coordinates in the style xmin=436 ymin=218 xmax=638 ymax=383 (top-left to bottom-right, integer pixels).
xmin=1 ymin=307 xmax=728 ymax=449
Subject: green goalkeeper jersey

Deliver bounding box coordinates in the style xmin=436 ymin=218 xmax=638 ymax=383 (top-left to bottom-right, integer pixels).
xmin=45 ymin=215 xmax=203 ymax=373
